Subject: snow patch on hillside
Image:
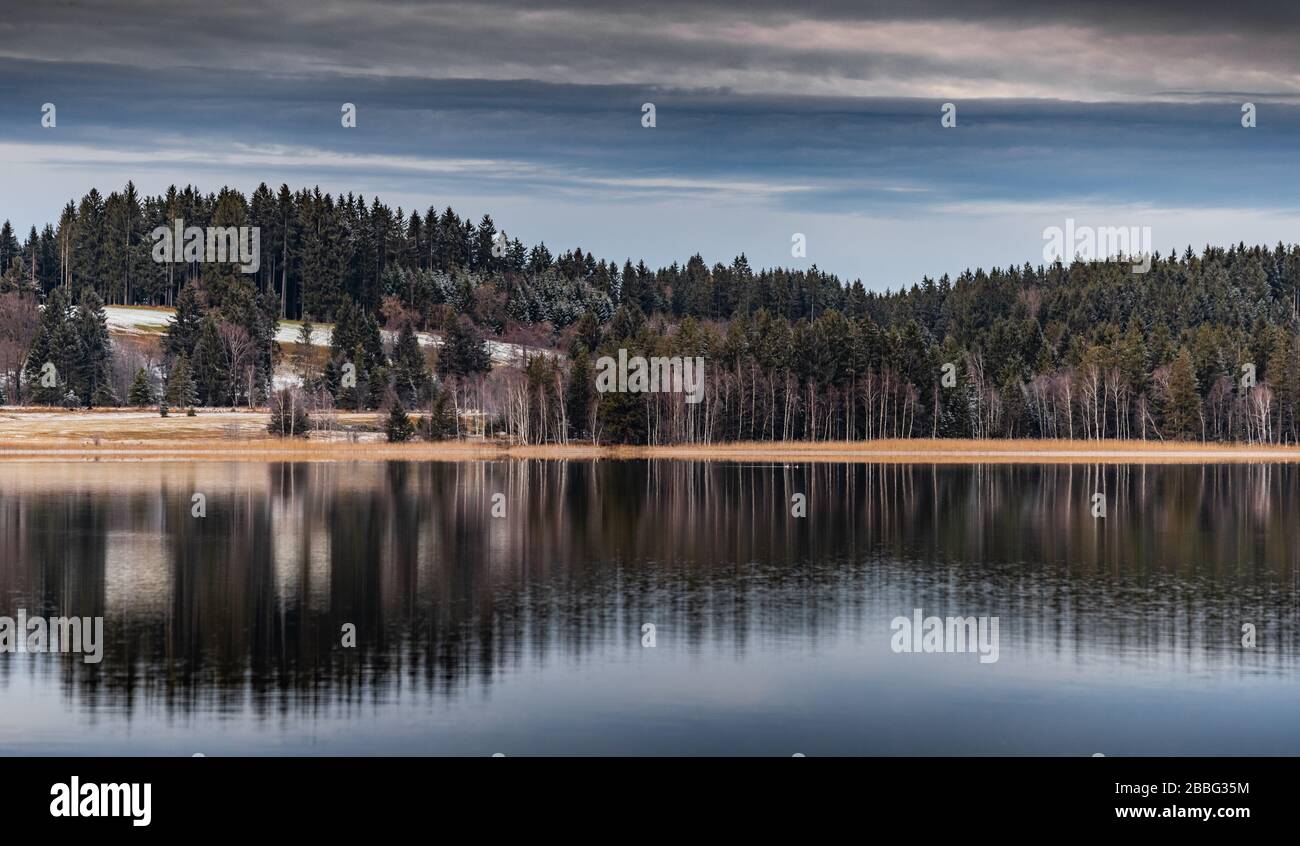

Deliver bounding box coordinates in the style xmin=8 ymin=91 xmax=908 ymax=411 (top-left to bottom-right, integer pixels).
xmin=104 ymin=306 xmax=530 ymax=365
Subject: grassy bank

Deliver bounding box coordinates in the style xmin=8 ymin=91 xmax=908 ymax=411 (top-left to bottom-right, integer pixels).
xmin=3 ymin=408 xmax=1300 ymax=463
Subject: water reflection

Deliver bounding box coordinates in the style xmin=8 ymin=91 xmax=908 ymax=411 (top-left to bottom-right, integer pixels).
xmin=2 ymin=460 xmax=1299 ymax=754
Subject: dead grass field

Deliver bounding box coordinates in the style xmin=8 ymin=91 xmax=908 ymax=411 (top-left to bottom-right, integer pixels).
xmin=3 ymin=407 xmax=1300 ymax=463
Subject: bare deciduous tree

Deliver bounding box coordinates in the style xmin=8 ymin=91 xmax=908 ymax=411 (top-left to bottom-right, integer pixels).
xmin=218 ymin=322 xmax=254 ymax=407
xmin=0 ymin=292 xmax=39 ymax=404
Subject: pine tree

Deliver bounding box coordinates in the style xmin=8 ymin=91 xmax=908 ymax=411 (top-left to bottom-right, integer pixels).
xmin=165 ymin=355 xmax=199 ymax=410
xmin=596 ymin=386 xmax=646 ymax=444
xmin=25 ymin=287 xmax=72 ymax=405
xmin=74 ymin=287 xmax=111 ymax=405
xmin=571 ymin=310 xmax=603 ymax=354
xmin=128 ymin=368 xmax=155 ymax=406
xmin=165 ymin=283 xmax=205 ymax=360
xmin=1165 ymin=347 xmax=1201 ymax=440
xmin=392 ymin=323 xmax=427 ymax=404
xmin=191 ymin=316 xmax=227 ymax=406
xmin=0 ymin=220 xmax=19 ymax=273
xmin=71 ymin=189 xmax=108 ymax=297
xmin=436 ymin=317 xmax=491 ymax=377
xmin=385 ymin=400 xmax=415 ymax=442
xmin=565 ymin=347 xmax=594 ymax=440
xmin=321 ymin=357 xmax=341 ymax=398
xmin=419 ymin=383 xmax=457 ymax=440
xmin=366 ymin=363 xmax=391 ymax=410
xmin=360 ymin=311 xmax=385 ymax=373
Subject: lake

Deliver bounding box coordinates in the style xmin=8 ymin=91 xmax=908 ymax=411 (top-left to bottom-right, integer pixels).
xmin=1 ymin=459 xmax=1298 ymax=755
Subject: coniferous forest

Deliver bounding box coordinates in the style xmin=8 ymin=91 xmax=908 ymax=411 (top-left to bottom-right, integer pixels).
xmin=3 ymin=181 xmax=1300 ymax=445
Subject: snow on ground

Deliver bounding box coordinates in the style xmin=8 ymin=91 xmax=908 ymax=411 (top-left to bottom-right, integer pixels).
xmin=105 ymin=306 xmax=531 ymax=365
xmin=106 ymin=305 xmax=545 ymax=394
xmin=105 ymin=306 xmax=175 ymax=334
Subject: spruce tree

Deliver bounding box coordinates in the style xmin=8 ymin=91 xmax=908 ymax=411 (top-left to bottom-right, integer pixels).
xmin=565 ymin=347 xmax=594 ymax=440
xmin=419 ymin=383 xmax=457 ymax=440
xmin=74 ymin=287 xmax=111 ymax=405
xmin=1165 ymin=347 xmax=1201 ymax=440
xmin=436 ymin=317 xmax=491 ymax=377
xmin=392 ymin=323 xmax=427 ymax=404
xmin=165 ymin=283 xmax=205 ymax=360
xmin=385 ymin=400 xmax=415 ymax=442
xmin=366 ymin=363 xmax=391 ymax=410
xmin=128 ymin=367 xmax=155 ymax=407
xmin=597 ymin=387 xmax=647 ymax=444
xmin=360 ymin=311 xmax=385 ymax=373
xmin=191 ymin=316 xmax=228 ymax=406
xmin=165 ymin=355 xmax=199 ymax=410
xmin=25 ymin=287 xmax=72 ymax=405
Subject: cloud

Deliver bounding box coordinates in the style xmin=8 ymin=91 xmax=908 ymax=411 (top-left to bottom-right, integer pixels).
xmin=4 ymin=1 xmax=1300 ymax=101
xmin=3 ymin=2 xmax=1300 ymax=284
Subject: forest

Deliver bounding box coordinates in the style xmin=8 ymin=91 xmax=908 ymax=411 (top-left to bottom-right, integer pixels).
xmin=2 ymin=181 xmax=1300 ymax=445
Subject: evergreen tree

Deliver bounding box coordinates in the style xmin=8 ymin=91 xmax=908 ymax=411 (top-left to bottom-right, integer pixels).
xmin=321 ymin=357 xmax=341 ymax=398
xmin=436 ymin=317 xmax=491 ymax=377
xmin=565 ymin=347 xmax=594 ymax=439
xmin=392 ymin=323 xmax=427 ymax=404
xmin=1165 ymin=347 xmax=1201 ymax=440
xmin=165 ymin=283 xmax=205 ymax=360
xmin=366 ymin=363 xmax=391 ymax=410
xmin=596 ymin=386 xmax=646 ymax=444
xmin=419 ymin=383 xmax=457 ymax=440
xmin=165 ymin=355 xmax=199 ymax=410
xmin=571 ymin=309 xmax=603 ymax=354
xmin=191 ymin=316 xmax=228 ymax=406
xmin=128 ymin=367 xmax=156 ymax=406
xmin=24 ymin=287 xmax=72 ymax=404
xmin=74 ymin=287 xmax=112 ymax=405
xmin=0 ymin=220 xmax=19 ymax=273
xmin=384 ymin=400 xmax=415 ymax=442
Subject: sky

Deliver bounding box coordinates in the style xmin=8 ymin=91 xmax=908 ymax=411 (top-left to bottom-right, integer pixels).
xmin=2 ymin=0 xmax=1300 ymax=290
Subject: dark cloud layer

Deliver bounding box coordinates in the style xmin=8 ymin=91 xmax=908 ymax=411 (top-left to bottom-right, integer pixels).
xmin=5 ymin=1 xmax=1300 ymax=99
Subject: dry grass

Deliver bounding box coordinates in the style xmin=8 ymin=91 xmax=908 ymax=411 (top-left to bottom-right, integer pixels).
xmin=3 ymin=408 xmax=1300 ymax=463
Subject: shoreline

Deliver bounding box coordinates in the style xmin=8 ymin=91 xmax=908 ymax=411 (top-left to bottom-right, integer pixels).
xmin=2 ymin=410 xmax=1299 ymax=463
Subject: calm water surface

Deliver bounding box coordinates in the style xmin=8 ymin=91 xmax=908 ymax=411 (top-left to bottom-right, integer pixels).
xmin=2 ymin=459 xmax=1299 ymax=755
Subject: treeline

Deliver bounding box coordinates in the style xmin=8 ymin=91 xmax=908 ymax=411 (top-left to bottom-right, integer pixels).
xmin=576 ymin=244 xmax=1300 ymax=444
xmin=5 ymin=182 xmax=1300 ymax=444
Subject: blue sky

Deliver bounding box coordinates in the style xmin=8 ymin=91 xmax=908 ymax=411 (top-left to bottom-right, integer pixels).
xmin=3 ymin=1 xmax=1300 ymax=290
